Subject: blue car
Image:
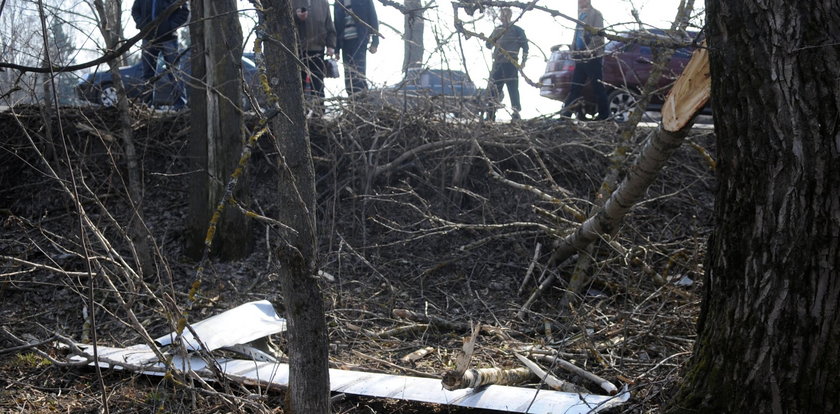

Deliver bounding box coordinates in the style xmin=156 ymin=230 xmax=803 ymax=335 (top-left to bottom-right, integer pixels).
xmin=377 ymin=68 xmax=486 ymax=118
xmin=76 ymin=51 xmax=262 ymax=108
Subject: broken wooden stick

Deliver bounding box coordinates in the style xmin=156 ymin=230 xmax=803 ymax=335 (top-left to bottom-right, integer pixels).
xmin=537 ymin=355 xmax=618 ymax=395
xmin=400 ymin=346 xmax=434 ymax=364
xmin=514 ymin=353 xmax=587 ymax=393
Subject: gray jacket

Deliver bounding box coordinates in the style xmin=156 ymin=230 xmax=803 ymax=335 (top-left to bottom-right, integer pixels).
xmin=302 ymin=0 xmax=336 ymax=52
xmin=572 ymin=6 xmax=605 ymax=52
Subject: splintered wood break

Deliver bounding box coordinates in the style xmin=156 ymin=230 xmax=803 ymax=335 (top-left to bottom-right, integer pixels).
xmin=661 ymin=41 xmax=711 ymax=132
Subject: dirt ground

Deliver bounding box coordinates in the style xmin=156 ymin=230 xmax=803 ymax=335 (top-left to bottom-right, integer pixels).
xmin=0 ymin=102 xmax=715 ymax=413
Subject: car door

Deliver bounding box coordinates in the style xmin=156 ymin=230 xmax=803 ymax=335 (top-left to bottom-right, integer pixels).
xmin=603 ymin=42 xmax=648 ymax=92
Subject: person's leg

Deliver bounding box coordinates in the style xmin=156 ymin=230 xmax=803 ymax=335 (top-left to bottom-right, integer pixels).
xmin=590 ymin=58 xmax=610 ymax=120
xmin=561 ymin=61 xmax=590 ymax=117
xmin=140 ymin=40 xmax=160 ymax=105
xmin=305 ymin=51 xmax=327 ymax=115
xmin=486 ymin=63 xmax=505 ymax=121
xmin=342 ymin=38 xmax=368 ymax=95
xmin=350 ymin=40 xmax=368 ymax=94
xmin=160 ymin=39 xmax=187 ymax=108
xmin=502 ymin=62 xmax=521 ymax=118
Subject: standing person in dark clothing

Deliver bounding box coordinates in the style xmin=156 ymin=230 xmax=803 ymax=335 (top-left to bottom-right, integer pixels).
xmin=486 ymin=7 xmax=528 ymax=121
xmin=334 ymin=0 xmax=379 ymax=95
xmin=561 ymin=0 xmax=609 ymax=120
xmin=131 ymin=0 xmax=190 ymax=109
xmin=298 ymin=0 xmax=336 ymax=115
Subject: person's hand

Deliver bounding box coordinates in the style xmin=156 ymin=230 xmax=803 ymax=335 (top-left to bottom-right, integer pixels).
xmin=295 ymin=8 xmax=308 ymax=21
xmin=369 ymin=45 xmax=378 ymax=54
xmin=520 ymin=59 xmax=527 ymax=68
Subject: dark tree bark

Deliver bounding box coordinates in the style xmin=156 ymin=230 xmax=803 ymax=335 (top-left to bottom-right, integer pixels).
xmin=402 ymin=0 xmax=424 ymax=73
xmin=263 ymin=1 xmax=330 ymax=412
xmin=668 ymin=1 xmax=840 ymax=412
xmin=186 ymin=0 xmax=251 ymax=260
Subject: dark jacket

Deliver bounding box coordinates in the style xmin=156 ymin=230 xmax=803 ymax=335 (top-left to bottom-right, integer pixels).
xmin=334 ymin=0 xmax=379 ymax=52
xmin=486 ymin=24 xmax=528 ymax=63
xmin=132 ymin=0 xmax=190 ymax=41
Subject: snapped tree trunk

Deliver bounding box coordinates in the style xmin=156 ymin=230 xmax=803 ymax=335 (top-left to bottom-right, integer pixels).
xmin=402 ymin=0 xmax=424 ymax=73
xmin=667 ymin=1 xmax=840 ymax=412
xmin=186 ymin=0 xmax=251 ymax=260
xmin=263 ymin=1 xmax=330 ymax=413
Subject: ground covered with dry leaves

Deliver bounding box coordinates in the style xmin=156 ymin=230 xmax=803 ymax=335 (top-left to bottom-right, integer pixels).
xmin=0 ymin=101 xmax=715 ymax=413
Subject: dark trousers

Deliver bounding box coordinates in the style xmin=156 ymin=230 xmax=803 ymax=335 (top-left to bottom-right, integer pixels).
xmin=488 ymin=61 xmax=520 ymax=120
xmin=562 ymin=57 xmax=609 ymax=119
xmin=302 ymin=50 xmax=327 ymax=114
xmin=341 ymin=37 xmax=368 ymax=95
xmin=302 ymin=51 xmax=327 ymax=98
xmin=140 ymin=38 xmax=187 ymax=108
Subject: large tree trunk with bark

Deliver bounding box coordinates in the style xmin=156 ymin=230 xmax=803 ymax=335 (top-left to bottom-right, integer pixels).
xmin=186 ymin=0 xmax=250 ymax=260
xmin=263 ymin=1 xmax=330 ymax=412
xmin=668 ymin=1 xmax=840 ymax=412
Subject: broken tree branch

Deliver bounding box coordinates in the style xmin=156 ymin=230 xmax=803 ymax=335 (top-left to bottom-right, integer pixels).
xmin=537 ymin=355 xmax=618 ymax=395
xmin=518 ymin=43 xmax=711 ymax=318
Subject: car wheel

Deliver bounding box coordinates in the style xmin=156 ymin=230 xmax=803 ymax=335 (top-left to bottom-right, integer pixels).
xmin=99 ymin=83 xmax=119 ymax=107
xmin=608 ymin=89 xmax=637 ymax=122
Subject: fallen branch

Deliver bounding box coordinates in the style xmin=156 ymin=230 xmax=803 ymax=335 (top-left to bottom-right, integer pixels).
xmin=515 ymin=353 xmax=587 ymax=393
xmin=537 ymin=355 xmax=618 ymax=395
xmin=519 ymin=45 xmax=711 ymax=318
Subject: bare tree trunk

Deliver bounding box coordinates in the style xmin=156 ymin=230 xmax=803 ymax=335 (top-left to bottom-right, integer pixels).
xmin=186 ymin=0 xmax=250 ymax=260
xmin=667 ymin=1 xmax=840 ymax=412
xmin=402 ymin=0 xmax=424 ymax=73
xmin=263 ymin=1 xmax=330 ymax=412
xmin=93 ymin=0 xmax=153 ymax=276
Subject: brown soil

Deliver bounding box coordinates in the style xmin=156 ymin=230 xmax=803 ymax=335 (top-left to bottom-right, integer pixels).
xmin=0 ymin=103 xmax=715 ymax=413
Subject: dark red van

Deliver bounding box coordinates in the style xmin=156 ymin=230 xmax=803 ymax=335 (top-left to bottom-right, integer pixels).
xmin=539 ymin=30 xmax=704 ymax=121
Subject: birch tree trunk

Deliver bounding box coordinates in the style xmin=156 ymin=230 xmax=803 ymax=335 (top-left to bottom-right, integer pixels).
xmin=186 ymin=0 xmax=251 ymax=260
xmin=263 ymin=1 xmax=330 ymax=412
xmin=667 ymin=1 xmax=840 ymax=411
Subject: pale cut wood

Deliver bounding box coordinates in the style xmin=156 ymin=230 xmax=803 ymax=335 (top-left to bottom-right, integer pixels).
xmin=515 ymin=353 xmax=587 ymax=393
xmin=661 ymin=41 xmax=711 ymax=132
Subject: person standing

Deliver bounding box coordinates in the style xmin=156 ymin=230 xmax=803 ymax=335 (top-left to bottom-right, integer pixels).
xmin=297 ymin=0 xmax=336 ymax=114
xmin=485 ymin=7 xmax=528 ymax=121
xmin=561 ymin=0 xmax=609 ymax=120
xmin=131 ymin=0 xmax=190 ymax=109
xmin=334 ymin=0 xmax=379 ymax=95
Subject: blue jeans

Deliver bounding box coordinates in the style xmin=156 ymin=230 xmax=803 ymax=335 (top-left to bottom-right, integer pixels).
xmin=140 ymin=38 xmax=187 ymax=108
xmin=562 ymin=57 xmax=609 ymax=119
xmin=341 ymin=37 xmax=368 ymax=95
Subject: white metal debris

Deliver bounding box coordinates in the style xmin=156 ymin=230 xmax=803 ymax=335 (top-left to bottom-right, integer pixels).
xmin=73 ymin=344 xmax=628 ymax=413
xmin=155 ymin=300 xmax=287 ymax=352
xmin=71 ymin=300 xmax=629 ymax=413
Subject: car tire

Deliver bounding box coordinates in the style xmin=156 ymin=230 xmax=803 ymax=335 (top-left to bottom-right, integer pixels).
xmin=99 ymin=83 xmax=119 ymax=107
xmin=608 ymin=89 xmax=637 ymax=122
